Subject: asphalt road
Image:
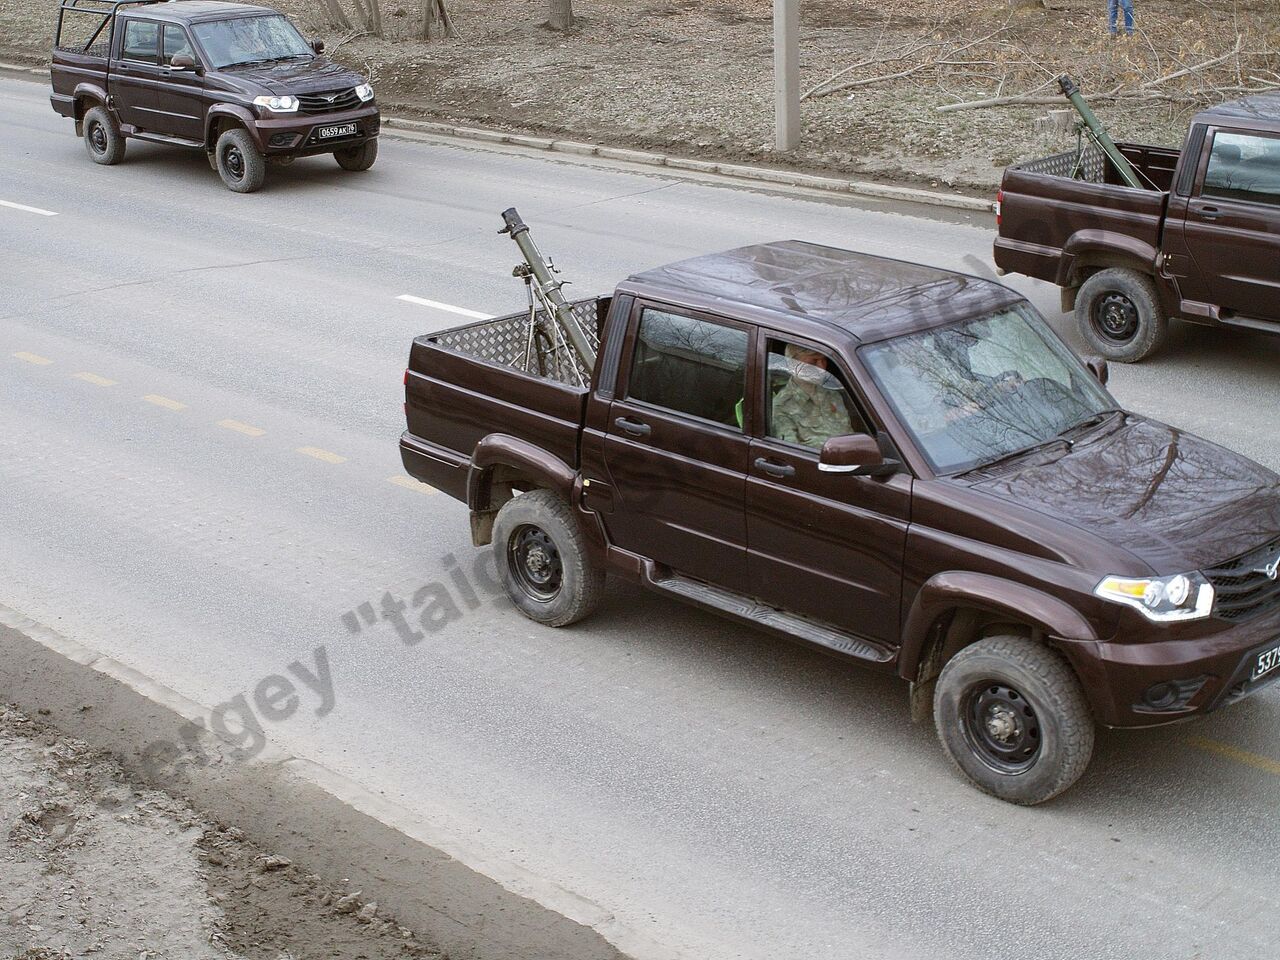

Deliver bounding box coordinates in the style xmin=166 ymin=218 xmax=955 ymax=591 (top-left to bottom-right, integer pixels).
xmin=3 ymin=74 xmax=1279 ymax=960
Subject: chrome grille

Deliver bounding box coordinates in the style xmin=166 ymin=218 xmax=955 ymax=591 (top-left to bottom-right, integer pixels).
xmin=298 ymin=88 xmax=361 ymax=114
xmin=1204 ymin=538 xmax=1280 ymax=623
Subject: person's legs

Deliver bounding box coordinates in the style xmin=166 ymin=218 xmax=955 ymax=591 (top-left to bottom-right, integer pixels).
xmin=1107 ymin=0 xmax=1120 ymax=34
xmin=1120 ymin=0 xmax=1134 ymax=34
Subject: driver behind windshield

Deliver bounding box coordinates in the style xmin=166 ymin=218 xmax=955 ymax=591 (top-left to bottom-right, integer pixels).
xmin=771 ymin=343 xmax=854 ymax=449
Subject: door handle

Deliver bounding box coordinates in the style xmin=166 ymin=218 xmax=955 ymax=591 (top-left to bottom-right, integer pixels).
xmin=754 ymin=457 xmax=796 ymax=479
xmin=614 ymin=417 xmax=651 ymax=438
xmin=1198 ymin=205 xmax=1221 ymax=220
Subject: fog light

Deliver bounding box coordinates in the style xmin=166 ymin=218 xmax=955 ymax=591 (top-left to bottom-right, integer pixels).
xmin=269 ymin=133 xmax=297 ymax=147
xmin=1138 ymin=676 xmax=1209 ymax=713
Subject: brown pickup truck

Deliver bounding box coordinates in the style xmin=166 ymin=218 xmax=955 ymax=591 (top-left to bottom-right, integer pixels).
xmin=400 ymin=239 xmax=1280 ymax=804
xmin=994 ymin=92 xmax=1280 ymax=361
xmin=51 ymin=0 xmax=380 ymax=192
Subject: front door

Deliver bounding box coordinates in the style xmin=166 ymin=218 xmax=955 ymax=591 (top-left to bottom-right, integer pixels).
xmin=109 ymin=17 xmax=163 ymax=129
xmin=745 ymin=336 xmax=909 ymax=646
xmin=601 ymin=303 xmax=755 ymax=592
xmin=152 ymin=24 xmax=205 ymax=140
xmin=1182 ymin=127 xmax=1280 ymax=321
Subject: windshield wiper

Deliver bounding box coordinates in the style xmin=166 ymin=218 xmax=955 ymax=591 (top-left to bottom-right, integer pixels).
xmin=1058 ymin=408 xmax=1124 ymax=445
xmin=961 ymin=437 xmax=1069 ymax=477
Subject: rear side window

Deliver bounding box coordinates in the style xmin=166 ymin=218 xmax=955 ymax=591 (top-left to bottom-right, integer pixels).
xmin=162 ymin=24 xmax=194 ymax=64
xmin=121 ymin=19 xmax=159 ymax=62
xmin=1202 ymin=131 xmax=1280 ymax=208
xmin=627 ymin=309 xmax=748 ymax=428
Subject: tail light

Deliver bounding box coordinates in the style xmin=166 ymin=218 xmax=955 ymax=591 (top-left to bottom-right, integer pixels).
xmin=995 ymin=188 xmax=1004 ymax=227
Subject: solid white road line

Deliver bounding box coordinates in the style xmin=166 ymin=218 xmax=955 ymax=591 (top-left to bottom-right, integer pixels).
xmin=396 ymin=294 xmax=492 ymax=320
xmin=0 ymin=200 xmax=58 ymax=217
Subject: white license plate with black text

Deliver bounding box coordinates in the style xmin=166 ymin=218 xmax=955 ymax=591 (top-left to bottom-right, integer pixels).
xmin=1252 ymin=642 xmax=1280 ymax=681
xmin=318 ymin=123 xmax=358 ymax=139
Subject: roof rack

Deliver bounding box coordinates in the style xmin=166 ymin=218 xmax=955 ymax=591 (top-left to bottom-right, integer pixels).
xmin=55 ymin=0 xmax=164 ymax=56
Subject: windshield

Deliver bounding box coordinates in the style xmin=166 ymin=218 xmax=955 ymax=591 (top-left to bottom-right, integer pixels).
xmin=859 ymin=305 xmax=1115 ymax=475
xmin=192 ymin=15 xmax=311 ymax=69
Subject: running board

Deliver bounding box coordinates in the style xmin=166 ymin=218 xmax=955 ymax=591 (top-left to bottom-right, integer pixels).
xmin=125 ymin=129 xmax=205 ymax=149
xmin=645 ymin=566 xmax=894 ymax=664
xmin=1219 ymin=313 xmax=1280 ymax=334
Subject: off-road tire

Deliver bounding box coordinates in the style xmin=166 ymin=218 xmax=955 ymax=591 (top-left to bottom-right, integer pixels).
xmin=934 ymin=634 xmax=1094 ymax=805
xmin=334 ymin=139 xmax=378 ymax=172
xmin=1076 ymin=267 xmax=1168 ymax=363
xmin=83 ymin=106 xmax=125 ymax=165
xmin=492 ymin=489 xmax=605 ymax=627
xmin=215 ymin=127 xmax=266 ymax=194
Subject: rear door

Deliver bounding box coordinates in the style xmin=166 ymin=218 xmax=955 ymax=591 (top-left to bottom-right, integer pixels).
xmin=745 ymin=336 xmax=909 ymax=645
xmin=601 ymin=302 xmax=755 ymax=592
xmin=110 ymin=17 xmax=163 ymax=128
xmin=1181 ymin=127 xmax=1280 ymax=321
xmin=152 ymin=24 xmax=205 ymax=140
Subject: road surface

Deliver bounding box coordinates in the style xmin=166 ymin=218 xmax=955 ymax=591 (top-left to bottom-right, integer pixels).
xmin=2 ymin=74 xmax=1278 ymax=960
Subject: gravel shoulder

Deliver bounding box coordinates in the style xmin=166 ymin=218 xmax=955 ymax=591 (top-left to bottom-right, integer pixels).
xmin=2 ymin=0 xmax=1274 ymax=193
xmin=0 ymin=703 xmax=438 ymax=960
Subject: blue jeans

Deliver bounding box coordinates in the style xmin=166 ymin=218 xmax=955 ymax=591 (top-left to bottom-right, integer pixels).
xmin=1108 ymin=0 xmax=1134 ymax=34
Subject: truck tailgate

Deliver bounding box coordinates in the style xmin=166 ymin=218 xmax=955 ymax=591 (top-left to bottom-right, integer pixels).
xmin=996 ymin=144 xmax=1174 ymax=284
xmin=401 ymin=307 xmax=600 ymax=501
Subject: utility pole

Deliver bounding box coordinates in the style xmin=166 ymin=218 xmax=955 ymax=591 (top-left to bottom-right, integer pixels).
xmin=774 ymin=0 xmax=800 ymax=152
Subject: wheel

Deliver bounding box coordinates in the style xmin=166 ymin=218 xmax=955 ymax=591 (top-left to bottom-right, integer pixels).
xmin=933 ymin=634 xmax=1094 ymax=805
xmin=334 ymin=139 xmax=377 ymax=172
xmin=83 ymin=106 xmax=125 ymax=165
xmin=1075 ymin=267 xmax=1168 ymax=363
xmin=215 ymin=127 xmax=266 ymax=193
xmin=492 ymin=489 xmax=605 ymax=627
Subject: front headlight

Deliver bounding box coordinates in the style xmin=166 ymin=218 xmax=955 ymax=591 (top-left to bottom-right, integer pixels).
xmin=1095 ymin=572 xmax=1215 ymax=622
xmin=253 ymin=95 xmax=299 ymax=113
xmin=354 ymin=83 xmax=374 ymax=102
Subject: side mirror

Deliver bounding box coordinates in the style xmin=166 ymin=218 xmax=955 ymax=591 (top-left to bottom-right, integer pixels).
xmin=818 ymin=433 xmax=899 ymax=477
xmin=1085 ymin=356 xmax=1109 ymax=386
xmin=311 ymin=38 xmax=325 ymax=54
xmin=169 ymin=53 xmax=196 ymax=70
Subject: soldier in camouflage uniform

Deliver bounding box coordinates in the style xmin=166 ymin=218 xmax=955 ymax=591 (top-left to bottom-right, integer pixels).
xmin=771 ymin=344 xmax=853 ymax=448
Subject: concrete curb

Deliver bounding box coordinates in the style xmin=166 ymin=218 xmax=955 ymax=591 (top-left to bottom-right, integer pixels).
xmin=0 ymin=604 xmax=678 ymax=960
xmin=1 ymin=61 xmax=992 ymax=214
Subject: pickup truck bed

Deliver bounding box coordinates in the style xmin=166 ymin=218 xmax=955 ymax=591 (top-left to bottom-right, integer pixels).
xmin=402 ymin=298 xmax=608 ymax=502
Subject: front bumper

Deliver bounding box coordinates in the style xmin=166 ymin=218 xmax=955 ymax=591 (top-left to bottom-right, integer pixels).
xmin=249 ymin=104 xmax=380 ymax=156
xmin=1067 ymin=607 xmax=1280 ymax=727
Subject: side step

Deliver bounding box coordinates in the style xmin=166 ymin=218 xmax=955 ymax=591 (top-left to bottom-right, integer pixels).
xmin=124 ymin=128 xmax=205 ymax=150
xmin=1219 ymin=313 xmax=1280 ymax=335
xmin=646 ymin=566 xmax=894 ymax=665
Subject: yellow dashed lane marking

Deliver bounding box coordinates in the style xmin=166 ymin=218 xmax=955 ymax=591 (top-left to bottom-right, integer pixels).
xmin=388 ymin=475 xmax=437 ymax=495
xmin=217 ymin=419 xmax=266 ymax=437
xmin=143 ymin=394 xmax=187 ymax=411
xmin=13 ymin=351 xmax=53 ymax=365
xmin=1186 ymin=736 xmax=1280 ymax=777
xmin=297 ymin=446 xmax=347 ymax=464
xmin=73 ymin=372 xmax=118 ymax=387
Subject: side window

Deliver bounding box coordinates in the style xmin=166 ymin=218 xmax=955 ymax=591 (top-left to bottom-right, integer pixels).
xmin=1202 ymin=131 xmax=1280 ymax=208
xmin=121 ymin=19 xmax=159 ymax=62
xmin=627 ymin=309 xmax=748 ymax=428
xmin=162 ymin=24 xmax=194 ymax=64
xmin=765 ymin=340 xmax=866 ymax=449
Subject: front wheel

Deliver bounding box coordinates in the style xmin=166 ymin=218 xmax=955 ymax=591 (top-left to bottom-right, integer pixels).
xmin=83 ymin=105 xmax=125 ymax=165
xmin=334 ymin=139 xmax=377 ymax=172
xmin=215 ymin=128 xmax=266 ymax=193
xmin=492 ymin=489 xmax=604 ymax=627
xmin=934 ymin=635 xmax=1094 ymax=805
xmin=1075 ymin=267 xmax=1168 ymax=363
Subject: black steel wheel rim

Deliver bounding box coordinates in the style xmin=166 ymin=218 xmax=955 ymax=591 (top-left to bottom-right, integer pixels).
xmin=962 ymin=681 xmax=1042 ymax=774
xmin=224 ymin=144 xmax=245 ymax=181
xmin=88 ymin=120 xmax=107 ymax=155
xmin=508 ymin=523 xmax=563 ymax=602
xmin=1092 ymin=292 xmax=1140 ymax=343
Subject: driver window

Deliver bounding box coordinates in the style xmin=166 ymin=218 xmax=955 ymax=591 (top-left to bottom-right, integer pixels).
xmin=162 ymin=24 xmax=194 ymax=64
xmin=765 ymin=340 xmax=866 ymax=449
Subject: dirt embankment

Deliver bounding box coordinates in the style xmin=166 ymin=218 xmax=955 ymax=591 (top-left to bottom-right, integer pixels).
xmin=1 ymin=0 xmax=1276 ymax=191
xmin=0 ymin=703 xmax=438 ymax=960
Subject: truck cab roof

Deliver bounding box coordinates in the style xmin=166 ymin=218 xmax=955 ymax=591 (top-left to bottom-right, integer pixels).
xmin=118 ymin=0 xmax=278 ymax=23
xmin=619 ymin=240 xmax=1020 ymax=344
xmin=1195 ymin=91 xmax=1280 ymax=129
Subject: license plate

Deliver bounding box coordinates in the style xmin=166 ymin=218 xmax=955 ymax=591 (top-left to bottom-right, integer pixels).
xmin=318 ymin=123 xmax=358 ymax=139
xmin=1252 ymin=642 xmax=1280 ymax=681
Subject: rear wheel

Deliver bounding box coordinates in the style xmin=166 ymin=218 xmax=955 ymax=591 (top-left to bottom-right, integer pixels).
xmin=334 ymin=139 xmax=378 ymax=172
xmin=934 ymin=634 xmax=1094 ymax=805
xmin=215 ymin=127 xmax=266 ymax=193
xmin=1075 ymin=267 xmax=1167 ymax=363
xmin=492 ymin=489 xmax=604 ymax=627
xmin=83 ymin=106 xmax=125 ymax=165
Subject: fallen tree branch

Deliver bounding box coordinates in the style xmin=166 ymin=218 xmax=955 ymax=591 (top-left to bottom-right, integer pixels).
xmin=1141 ymin=35 xmax=1242 ymax=88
